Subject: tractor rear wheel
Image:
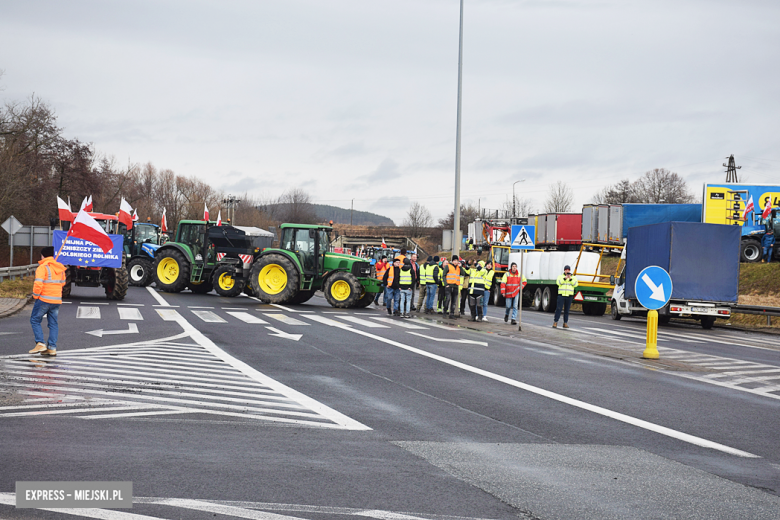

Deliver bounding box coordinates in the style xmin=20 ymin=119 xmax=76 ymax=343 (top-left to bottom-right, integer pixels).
xmin=289 ymin=290 xmax=315 ymax=305
xmin=323 ymin=272 xmax=361 ymax=308
xmin=213 ymin=265 xmax=244 ymax=297
xmin=105 ymin=258 xmax=128 ymax=300
xmin=251 ymin=253 xmax=300 ymax=304
xmin=154 ymin=249 xmax=190 ymax=293
xmin=128 ymin=257 xmax=153 ymax=287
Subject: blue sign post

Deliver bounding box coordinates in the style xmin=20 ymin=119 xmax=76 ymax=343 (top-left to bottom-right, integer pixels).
xmin=634 ymin=265 xmax=672 ymax=359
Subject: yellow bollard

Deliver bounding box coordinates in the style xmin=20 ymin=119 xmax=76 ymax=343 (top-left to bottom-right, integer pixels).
xmin=643 ymin=309 xmax=660 ymax=359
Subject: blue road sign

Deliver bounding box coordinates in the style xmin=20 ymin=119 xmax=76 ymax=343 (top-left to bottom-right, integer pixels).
xmin=634 ymin=265 xmax=673 ymax=310
xmin=510 ymin=225 xmax=535 ymax=249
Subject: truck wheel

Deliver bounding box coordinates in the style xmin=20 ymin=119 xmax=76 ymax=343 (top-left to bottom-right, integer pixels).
xmin=213 ymin=265 xmax=244 ymax=297
xmin=105 ymin=258 xmax=128 ymax=300
xmin=740 ymin=240 xmax=762 ymax=263
xmin=289 ymin=289 xmax=315 ymax=305
xmin=591 ymin=302 xmax=607 ymax=316
xmin=189 ymin=280 xmax=213 ymax=294
xmin=611 ymin=300 xmax=621 ymax=320
xmin=701 ymin=316 xmax=716 ymax=329
xmin=354 ymin=290 xmax=375 ymax=308
xmin=531 ymin=288 xmax=542 ymax=311
xmin=154 ymin=249 xmax=191 ymax=293
xmin=128 ymin=258 xmax=153 ymax=287
xmin=582 ymin=302 xmax=592 ymax=315
xmin=323 ymin=272 xmax=361 ymax=308
xmin=252 ymin=253 xmax=300 ymax=304
xmin=62 ymin=267 xmax=72 ymax=299
xmin=541 ymin=286 xmax=556 ymax=313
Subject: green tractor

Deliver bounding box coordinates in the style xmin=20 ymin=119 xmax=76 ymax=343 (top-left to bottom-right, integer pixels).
xmin=152 ymin=220 xmax=263 ymax=296
xmin=250 ymin=223 xmax=381 ymax=308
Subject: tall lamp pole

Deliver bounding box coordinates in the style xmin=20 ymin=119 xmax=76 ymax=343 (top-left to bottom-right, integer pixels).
xmin=512 ymin=179 xmax=526 ymax=218
xmin=452 ymin=0 xmax=465 ymax=258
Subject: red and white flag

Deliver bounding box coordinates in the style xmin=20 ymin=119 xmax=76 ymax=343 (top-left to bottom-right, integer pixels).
xmin=132 ymin=208 xmax=139 ymax=222
xmin=66 ymin=209 xmax=114 ymax=254
xmin=742 ymin=195 xmax=754 ymax=221
xmin=161 ymin=207 xmax=168 ymax=233
xmin=57 ymin=196 xmax=73 ymax=222
xmin=216 ymin=210 xmax=222 ymax=226
xmin=119 ymin=197 xmax=134 ymax=229
xmin=79 ymin=196 xmax=89 ymax=212
xmin=204 ymin=203 xmax=210 ymax=221
xmin=381 ymin=237 xmax=387 ymax=248
xmin=762 ymin=199 xmax=773 ymax=220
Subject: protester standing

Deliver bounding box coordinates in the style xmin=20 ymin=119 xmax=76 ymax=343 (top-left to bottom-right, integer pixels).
xmin=374 ymin=255 xmax=388 ymax=305
xmin=553 ymin=265 xmax=578 ymax=329
xmin=481 ymin=261 xmax=495 ymax=321
xmin=409 ymin=252 xmax=419 ymax=311
xmin=443 ymin=256 xmax=461 ymax=319
xmin=500 ymin=262 xmax=527 ymax=325
xmin=382 ymin=257 xmax=402 ymax=316
xmin=29 ymin=247 xmax=66 ymax=357
xmin=398 ymin=258 xmax=416 ymax=318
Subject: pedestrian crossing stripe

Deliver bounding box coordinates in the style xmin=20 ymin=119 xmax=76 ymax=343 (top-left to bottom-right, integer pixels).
xmin=0 ymin=332 xmax=369 ymax=429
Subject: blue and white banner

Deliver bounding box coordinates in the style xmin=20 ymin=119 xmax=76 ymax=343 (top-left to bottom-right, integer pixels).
xmin=53 ymin=230 xmax=124 ymax=269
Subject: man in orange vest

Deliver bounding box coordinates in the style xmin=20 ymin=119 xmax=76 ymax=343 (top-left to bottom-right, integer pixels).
xmin=29 ymin=246 xmax=67 ymax=356
xmin=442 ymin=256 xmax=462 ymax=319
xmin=374 ymin=255 xmax=389 ymax=306
xmin=383 ymin=257 xmax=402 ymax=316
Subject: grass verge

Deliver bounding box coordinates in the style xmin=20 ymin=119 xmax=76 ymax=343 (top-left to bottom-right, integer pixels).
xmin=0 ymin=276 xmax=34 ymax=299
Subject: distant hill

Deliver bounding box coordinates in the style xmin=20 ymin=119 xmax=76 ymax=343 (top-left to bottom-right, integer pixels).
xmin=314 ymin=204 xmax=395 ymax=226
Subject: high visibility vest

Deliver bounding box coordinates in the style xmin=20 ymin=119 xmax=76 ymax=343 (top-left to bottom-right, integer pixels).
xmin=399 ymin=268 xmax=413 ymax=287
xmin=483 ymin=269 xmax=495 ymax=290
xmin=385 ymin=267 xmax=396 ymax=286
xmin=556 ymin=273 xmax=578 ymax=297
xmin=421 ymin=264 xmax=434 ymax=285
xmin=467 ymin=267 xmax=485 ymax=295
xmin=375 ymin=262 xmax=387 ymax=280
xmin=500 ymin=272 xmax=526 ymax=298
xmin=445 ymin=265 xmax=461 ymax=285
xmin=32 ymin=258 xmax=66 ymax=304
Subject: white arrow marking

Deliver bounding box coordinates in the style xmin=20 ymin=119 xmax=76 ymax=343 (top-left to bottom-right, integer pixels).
xmin=407 ymin=331 xmax=487 ymax=347
xmin=85 ymin=323 xmax=139 ymax=338
xmin=642 ymin=273 xmax=666 ymax=301
xmin=266 ymin=327 xmax=302 ymax=341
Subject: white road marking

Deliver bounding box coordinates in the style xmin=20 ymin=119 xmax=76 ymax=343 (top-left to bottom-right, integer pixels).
xmin=191 ymin=310 xmax=227 ymax=323
xmin=266 ymin=327 xmax=302 ymax=341
xmin=337 ymin=316 xmax=390 ymax=328
xmin=80 ymin=302 xmax=109 ymax=305
xmin=76 ymin=306 xmax=101 ymax=319
xmin=188 ymin=306 xmax=215 ymax=309
xmin=0 ymin=492 xmax=161 ymax=519
xmin=262 ymin=313 xmax=308 ymax=326
xmin=146 ymin=286 xmax=171 ymax=306
xmin=156 ymin=308 xmax=181 ymax=321
xmin=227 ymin=311 xmax=269 ymax=324
xmin=118 ymin=307 xmax=143 ymax=320
xmin=407 ymin=331 xmax=488 ymax=347
xmin=370 ymin=317 xmax=428 ymax=329
xmin=117 ymin=303 xmax=144 ymax=306
xmin=85 ymin=323 xmax=139 ymax=338
xmin=308 ymin=315 xmax=758 ymax=458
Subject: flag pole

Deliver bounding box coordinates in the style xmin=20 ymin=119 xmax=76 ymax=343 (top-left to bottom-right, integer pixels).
xmin=54 ymin=233 xmax=70 ymax=262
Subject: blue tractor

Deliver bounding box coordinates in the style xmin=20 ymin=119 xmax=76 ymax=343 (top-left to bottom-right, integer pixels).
xmin=121 ymin=222 xmax=164 ymax=286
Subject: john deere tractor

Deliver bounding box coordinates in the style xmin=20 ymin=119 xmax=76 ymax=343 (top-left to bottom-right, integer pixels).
xmin=152 ymin=220 xmax=261 ymax=296
xmin=250 ymin=223 xmax=381 ymax=308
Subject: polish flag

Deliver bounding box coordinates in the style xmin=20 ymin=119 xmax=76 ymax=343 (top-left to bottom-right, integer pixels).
xmin=57 ymin=196 xmax=73 ymax=222
xmin=381 ymin=237 xmax=387 ymax=248
xmin=742 ymin=196 xmax=754 ymax=221
xmin=80 ymin=196 xmax=90 ymax=212
xmin=161 ymin=207 xmax=168 ymax=233
xmin=119 ymin=197 xmax=134 ymax=229
xmin=67 ymin=209 xmax=114 ymax=254
xmin=216 ymin=210 xmax=222 ymax=226
xmin=132 ymin=208 xmax=139 ymax=222
xmin=203 ymin=203 xmax=210 ymax=221
xmin=762 ymin=199 xmax=773 ymax=220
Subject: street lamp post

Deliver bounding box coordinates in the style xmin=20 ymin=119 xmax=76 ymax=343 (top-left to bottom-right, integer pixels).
xmin=452 ymin=0 xmax=465 ymax=258
xmin=512 ymin=179 xmax=526 ymax=219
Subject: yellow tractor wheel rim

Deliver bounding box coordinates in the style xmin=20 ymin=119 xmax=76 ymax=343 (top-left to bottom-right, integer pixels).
xmin=218 ymin=272 xmax=235 ymax=290
xmin=258 ymin=264 xmax=287 ymax=294
xmin=157 ymin=257 xmax=180 ymax=285
xmin=331 ymin=279 xmax=351 ymax=301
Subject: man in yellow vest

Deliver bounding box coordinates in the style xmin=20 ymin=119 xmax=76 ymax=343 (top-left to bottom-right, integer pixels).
xmin=28 ymin=246 xmax=67 ymax=356
xmin=553 ymin=265 xmax=578 ymax=329
xmin=481 ymin=260 xmax=495 ymax=321
xmin=466 ymin=261 xmax=486 ymax=322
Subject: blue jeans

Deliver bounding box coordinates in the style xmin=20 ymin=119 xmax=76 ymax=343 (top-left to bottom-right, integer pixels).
xmin=30 ymin=299 xmax=60 ymax=350
xmin=400 ymin=288 xmax=412 ymax=313
xmin=554 ymin=295 xmax=573 ymax=323
xmin=505 ymin=295 xmax=518 ymax=321
xmin=482 ymin=289 xmax=490 ymax=317
xmin=425 ymin=285 xmax=437 ymax=310
xmin=764 ymin=246 xmax=773 ymax=262
xmin=385 ymin=287 xmax=400 ymax=313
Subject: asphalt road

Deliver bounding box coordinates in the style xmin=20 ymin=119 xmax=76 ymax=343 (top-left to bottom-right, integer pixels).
xmin=0 ymin=284 xmax=778 ymax=519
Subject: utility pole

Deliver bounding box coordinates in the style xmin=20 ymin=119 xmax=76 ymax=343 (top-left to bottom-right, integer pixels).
xmin=350 ymin=199 xmax=354 ymax=226
xmin=723 ymin=155 xmax=741 ymax=183
xmin=452 ymin=0 xmax=464 ymax=258
xmin=222 ymin=194 xmax=241 ymax=224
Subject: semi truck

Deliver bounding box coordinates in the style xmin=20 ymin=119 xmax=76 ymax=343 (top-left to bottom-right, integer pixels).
xmin=530 ymin=213 xmax=582 ymax=250
xmin=611 ymin=221 xmax=739 ymax=328
xmin=582 ymin=203 xmax=702 ymax=245
xmin=701 ymin=183 xmax=780 ymax=262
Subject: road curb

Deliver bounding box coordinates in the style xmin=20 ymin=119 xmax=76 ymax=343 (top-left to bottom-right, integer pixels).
xmin=0 ymin=297 xmax=32 ymax=320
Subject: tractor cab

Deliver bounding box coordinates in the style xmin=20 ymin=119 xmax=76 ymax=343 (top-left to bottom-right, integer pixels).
xmin=279 ymin=224 xmax=331 ymax=275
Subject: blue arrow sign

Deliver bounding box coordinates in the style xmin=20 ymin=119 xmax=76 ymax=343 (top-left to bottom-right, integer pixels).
xmin=634 ymin=265 xmax=673 ymax=310
xmin=510 ymin=225 xmax=535 ymax=250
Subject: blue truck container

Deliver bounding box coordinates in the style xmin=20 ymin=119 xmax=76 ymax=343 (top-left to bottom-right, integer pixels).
xmin=625 ymin=221 xmax=740 ymax=303
xmin=606 ymin=203 xmax=702 ymax=244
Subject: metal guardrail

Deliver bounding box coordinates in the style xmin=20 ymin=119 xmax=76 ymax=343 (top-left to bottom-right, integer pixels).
xmin=0 ymin=264 xmax=37 ymax=282
xmin=731 ymin=304 xmax=780 ymax=326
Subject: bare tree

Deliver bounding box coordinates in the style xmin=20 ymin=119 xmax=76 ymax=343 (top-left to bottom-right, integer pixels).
xmin=592 ymin=179 xmax=638 ymax=204
xmin=402 ymin=202 xmax=433 ymax=237
xmin=543 ymin=181 xmax=574 ymax=212
xmin=275 ymin=188 xmax=317 ymax=224
xmin=437 ymin=203 xmax=479 ymax=235
xmin=632 ymin=168 xmax=695 ymax=203
xmin=501 ymin=195 xmax=535 ymax=217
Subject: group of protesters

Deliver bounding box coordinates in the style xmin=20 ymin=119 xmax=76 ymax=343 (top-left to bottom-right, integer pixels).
xmin=373 ymin=250 xmax=527 ymax=324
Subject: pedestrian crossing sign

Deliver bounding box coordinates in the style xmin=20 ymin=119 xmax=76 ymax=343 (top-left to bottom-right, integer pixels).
xmin=510 ymin=225 xmax=535 ymax=249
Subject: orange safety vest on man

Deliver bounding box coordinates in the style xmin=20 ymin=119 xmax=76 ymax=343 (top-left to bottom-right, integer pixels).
xmin=444 ymin=265 xmax=461 ymax=286
xmin=32 ymin=257 xmax=67 ymax=304
xmin=375 ymin=260 xmax=388 ymax=281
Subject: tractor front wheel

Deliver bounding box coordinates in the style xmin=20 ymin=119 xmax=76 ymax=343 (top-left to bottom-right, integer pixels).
xmin=213 ymin=265 xmax=244 ymax=297
xmin=128 ymin=257 xmax=153 ymax=287
xmin=154 ymin=249 xmax=191 ymax=293
xmin=289 ymin=290 xmax=315 ymax=305
xmin=354 ymin=289 xmax=375 ymax=308
xmin=251 ymin=254 xmax=300 ymax=304
xmin=189 ymin=280 xmax=213 ymax=294
xmin=323 ymin=272 xmax=361 ymax=308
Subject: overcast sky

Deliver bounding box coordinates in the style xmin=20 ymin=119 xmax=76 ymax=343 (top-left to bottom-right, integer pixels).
xmin=2 ymin=0 xmax=778 ymax=224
